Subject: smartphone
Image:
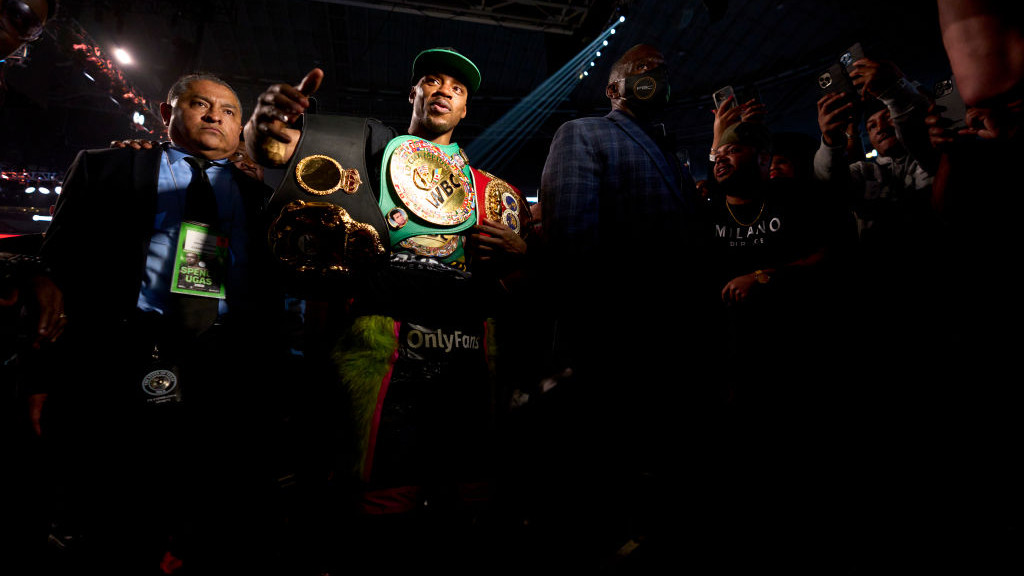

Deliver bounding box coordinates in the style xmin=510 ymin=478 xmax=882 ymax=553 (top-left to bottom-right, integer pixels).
xmin=840 ymin=42 xmax=865 ymax=74
xmin=738 ymin=84 xmax=761 ymax=106
xmin=675 ymin=148 xmax=690 ymax=167
xmin=934 ymin=76 xmax=967 ymax=131
xmin=713 ymin=85 xmax=736 ymax=110
xmin=817 ymin=63 xmax=857 ymax=100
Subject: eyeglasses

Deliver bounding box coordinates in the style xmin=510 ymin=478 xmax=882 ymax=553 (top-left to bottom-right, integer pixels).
xmin=2 ymin=0 xmax=46 ymax=42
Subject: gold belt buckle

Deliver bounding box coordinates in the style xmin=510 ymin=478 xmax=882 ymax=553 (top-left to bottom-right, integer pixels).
xmin=267 ymin=200 xmax=386 ymax=275
xmin=390 ymin=139 xmax=473 ymax=226
xmin=294 ymin=154 xmax=362 ymax=196
xmin=477 ymin=169 xmax=524 ymax=235
xmin=397 ymin=234 xmax=460 ymax=258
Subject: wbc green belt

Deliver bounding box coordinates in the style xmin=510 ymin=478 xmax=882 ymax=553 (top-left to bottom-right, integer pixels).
xmin=379 ymin=136 xmax=477 ymax=255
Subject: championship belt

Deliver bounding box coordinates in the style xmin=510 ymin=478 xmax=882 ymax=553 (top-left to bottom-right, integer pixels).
xmin=380 ymin=136 xmax=477 ymax=255
xmin=266 ymin=114 xmax=390 ymax=284
xmin=470 ymin=167 xmax=528 ymax=236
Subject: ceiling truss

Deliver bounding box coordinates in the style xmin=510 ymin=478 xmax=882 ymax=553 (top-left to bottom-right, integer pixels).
xmin=312 ymin=0 xmax=591 ymax=34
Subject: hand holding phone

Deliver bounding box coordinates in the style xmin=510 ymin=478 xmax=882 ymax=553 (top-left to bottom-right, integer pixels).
xmin=738 ymin=85 xmax=762 ymax=107
xmin=713 ymin=85 xmax=736 ymax=111
xmin=818 ymin=63 xmax=857 ymax=101
xmin=817 ymin=91 xmax=856 ymax=146
xmin=819 ymin=42 xmax=871 ymax=100
xmin=737 ymin=85 xmax=766 ymax=121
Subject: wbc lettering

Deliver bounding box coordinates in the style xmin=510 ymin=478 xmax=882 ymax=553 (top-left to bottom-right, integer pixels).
xmin=426 ymin=171 xmax=462 ymax=209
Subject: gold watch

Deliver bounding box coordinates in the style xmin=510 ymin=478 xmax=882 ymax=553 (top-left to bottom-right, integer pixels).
xmin=753 ymin=269 xmax=771 ymax=284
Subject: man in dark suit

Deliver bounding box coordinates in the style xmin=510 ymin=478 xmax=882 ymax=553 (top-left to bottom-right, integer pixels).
xmin=535 ymin=44 xmax=716 ymax=571
xmin=539 ymin=44 xmax=707 ymax=383
xmin=34 ymin=73 xmax=288 ymax=575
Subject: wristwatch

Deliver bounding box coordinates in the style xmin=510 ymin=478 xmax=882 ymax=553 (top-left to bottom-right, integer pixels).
xmin=753 ymin=269 xmax=771 ymax=284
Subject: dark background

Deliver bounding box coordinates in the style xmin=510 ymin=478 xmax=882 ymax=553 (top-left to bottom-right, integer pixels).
xmin=1 ymin=0 xmax=947 ymax=234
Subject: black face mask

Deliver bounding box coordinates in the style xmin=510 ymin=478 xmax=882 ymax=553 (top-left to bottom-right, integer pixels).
xmin=623 ymin=66 xmax=671 ymax=117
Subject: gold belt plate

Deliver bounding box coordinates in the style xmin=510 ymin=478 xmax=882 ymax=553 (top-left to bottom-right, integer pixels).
xmin=267 ymin=200 xmax=386 ymax=274
xmin=295 ymin=154 xmax=362 ymax=196
xmin=398 ymin=234 xmax=460 ymax=258
xmin=479 ymin=169 xmax=524 ymax=235
xmin=390 ymin=139 xmax=473 ymax=226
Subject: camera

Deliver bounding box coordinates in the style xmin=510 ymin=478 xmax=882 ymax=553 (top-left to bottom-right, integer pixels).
xmin=934 ymin=79 xmax=954 ymax=98
xmin=840 ymin=42 xmax=865 ymax=73
xmin=818 ymin=71 xmax=834 ymax=90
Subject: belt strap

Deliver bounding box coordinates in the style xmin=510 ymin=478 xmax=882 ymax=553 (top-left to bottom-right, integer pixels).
xmin=266 ymin=114 xmax=391 ymax=289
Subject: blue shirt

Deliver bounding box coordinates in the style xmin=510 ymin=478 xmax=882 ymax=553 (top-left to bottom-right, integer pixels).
xmin=136 ymin=146 xmax=250 ymax=316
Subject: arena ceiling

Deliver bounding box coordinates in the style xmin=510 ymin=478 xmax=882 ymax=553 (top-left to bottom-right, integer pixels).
xmin=2 ymin=0 xmax=946 ymax=191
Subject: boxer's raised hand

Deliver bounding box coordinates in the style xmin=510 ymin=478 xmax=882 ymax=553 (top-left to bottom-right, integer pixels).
xmin=246 ymin=68 xmax=324 ymax=165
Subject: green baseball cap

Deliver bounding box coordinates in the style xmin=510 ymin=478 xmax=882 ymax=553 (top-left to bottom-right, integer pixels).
xmin=719 ymin=122 xmax=773 ymax=153
xmin=411 ymin=47 xmax=481 ymax=94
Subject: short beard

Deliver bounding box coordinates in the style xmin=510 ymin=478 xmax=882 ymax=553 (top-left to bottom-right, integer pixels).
xmin=422 ymin=115 xmax=457 ymax=136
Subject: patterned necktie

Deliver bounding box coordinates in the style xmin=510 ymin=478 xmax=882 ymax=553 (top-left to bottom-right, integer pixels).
xmin=174 ymin=156 xmax=221 ymax=335
xmin=183 ymin=155 xmax=219 ymax=228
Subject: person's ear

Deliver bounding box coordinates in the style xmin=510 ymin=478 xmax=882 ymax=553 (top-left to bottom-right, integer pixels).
xmin=606 ymin=80 xmax=621 ymax=100
xmin=160 ymin=102 xmax=173 ymax=126
xmin=409 ymin=86 xmax=417 ymax=105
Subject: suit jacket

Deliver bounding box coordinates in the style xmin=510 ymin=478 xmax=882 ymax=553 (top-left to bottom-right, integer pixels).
xmin=540 ymin=109 xmax=699 ymax=263
xmin=537 ymin=109 xmax=713 ymax=401
xmin=41 ymin=146 xmax=275 ymax=327
xmin=33 ymin=147 xmax=292 ymax=573
xmin=35 ymin=146 xmax=285 ymax=399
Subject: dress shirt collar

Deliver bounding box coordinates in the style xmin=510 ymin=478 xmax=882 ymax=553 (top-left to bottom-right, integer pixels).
xmin=164 ymin=143 xmax=231 ymax=169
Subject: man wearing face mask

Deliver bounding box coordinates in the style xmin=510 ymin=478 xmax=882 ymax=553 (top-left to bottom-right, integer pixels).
xmin=536 ymin=44 xmax=715 ymax=571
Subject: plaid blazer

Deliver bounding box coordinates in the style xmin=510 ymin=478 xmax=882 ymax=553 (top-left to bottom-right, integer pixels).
xmin=539 ymin=109 xmax=697 ymax=261
xmin=537 ymin=109 xmax=708 ymax=374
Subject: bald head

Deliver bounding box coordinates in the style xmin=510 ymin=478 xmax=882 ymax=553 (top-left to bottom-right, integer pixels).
xmin=608 ymin=44 xmax=665 ymax=85
xmin=606 ymin=44 xmax=668 ymax=117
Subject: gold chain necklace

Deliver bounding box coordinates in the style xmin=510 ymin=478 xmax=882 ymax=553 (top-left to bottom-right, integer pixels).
xmin=726 ymin=199 xmax=766 ymax=226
